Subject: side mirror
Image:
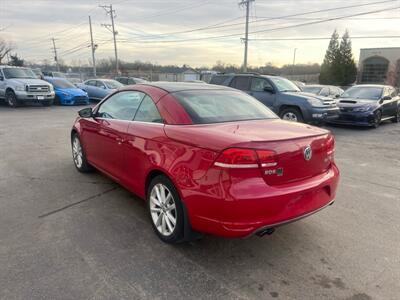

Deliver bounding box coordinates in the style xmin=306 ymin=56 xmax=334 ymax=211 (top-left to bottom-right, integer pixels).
xmin=78 ymin=107 xmax=93 ymax=118
xmin=263 ymin=86 xmax=275 ymax=94
xmin=335 ymin=94 xmax=340 ymax=99
xmin=0 ymin=75 xmax=4 ymax=81
xmin=382 ymin=96 xmax=392 ymax=101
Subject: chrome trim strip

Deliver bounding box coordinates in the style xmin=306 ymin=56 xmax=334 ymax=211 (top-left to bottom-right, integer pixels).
xmin=248 ymin=200 xmax=335 ymax=237
xmin=214 ymin=162 xmax=259 ymax=169
xmin=261 ymin=162 xmax=277 ymax=167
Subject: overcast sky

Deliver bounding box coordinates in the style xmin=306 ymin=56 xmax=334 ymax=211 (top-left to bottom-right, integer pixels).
xmin=1 ymin=0 xmax=399 ymax=67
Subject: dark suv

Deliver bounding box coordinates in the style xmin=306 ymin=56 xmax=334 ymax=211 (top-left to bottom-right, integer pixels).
xmin=210 ymin=73 xmax=339 ymax=124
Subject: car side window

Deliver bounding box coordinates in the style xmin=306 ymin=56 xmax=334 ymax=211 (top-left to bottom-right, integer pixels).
xmin=230 ymin=76 xmax=250 ymax=91
xmin=128 ymin=78 xmax=135 ymax=85
xmin=96 ymin=81 xmax=105 ymax=88
xmin=97 ymin=91 xmax=145 ymax=121
xmin=250 ymin=78 xmax=273 ymax=92
xmin=86 ymin=80 xmax=96 ymax=86
xmin=134 ymin=95 xmax=163 ymax=123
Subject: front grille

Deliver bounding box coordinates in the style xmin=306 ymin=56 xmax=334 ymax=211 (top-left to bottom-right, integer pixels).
xmin=340 ymin=107 xmax=353 ymax=112
xmin=28 ymin=85 xmax=50 ymax=93
xmin=73 ymin=96 xmax=88 ymax=104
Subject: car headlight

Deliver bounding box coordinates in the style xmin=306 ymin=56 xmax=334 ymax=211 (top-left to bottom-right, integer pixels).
xmin=307 ymin=98 xmax=324 ymax=107
xmin=49 ymin=85 xmax=54 ymax=92
xmin=15 ymin=85 xmax=25 ymax=91
xmin=353 ymin=106 xmax=374 ymax=112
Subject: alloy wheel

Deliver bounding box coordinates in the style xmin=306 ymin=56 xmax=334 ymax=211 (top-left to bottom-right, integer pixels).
xmin=282 ymin=112 xmax=298 ymax=122
xmin=149 ymin=183 xmax=177 ymax=237
xmin=72 ymin=137 xmax=83 ymax=168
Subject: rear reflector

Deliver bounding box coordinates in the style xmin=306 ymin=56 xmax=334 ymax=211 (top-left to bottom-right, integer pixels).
xmin=214 ymin=148 xmax=277 ymax=169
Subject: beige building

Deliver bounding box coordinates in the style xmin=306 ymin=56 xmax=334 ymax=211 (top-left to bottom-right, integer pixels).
xmin=358 ymin=47 xmax=400 ymax=87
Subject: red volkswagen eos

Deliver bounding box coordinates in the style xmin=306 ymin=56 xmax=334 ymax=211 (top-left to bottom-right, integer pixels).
xmin=71 ymin=83 xmax=339 ymax=243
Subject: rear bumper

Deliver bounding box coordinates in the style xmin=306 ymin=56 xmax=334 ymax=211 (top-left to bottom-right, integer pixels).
xmin=184 ymin=164 xmax=340 ymax=237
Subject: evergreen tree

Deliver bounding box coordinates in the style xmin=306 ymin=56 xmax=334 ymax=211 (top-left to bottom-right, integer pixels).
xmin=319 ymin=30 xmax=340 ymax=84
xmin=338 ymin=30 xmax=357 ymax=86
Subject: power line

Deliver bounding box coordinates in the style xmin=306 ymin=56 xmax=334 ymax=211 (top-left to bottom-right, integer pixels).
xmin=248 ymin=35 xmax=400 ymax=41
xmin=117 ymin=5 xmax=400 ymax=44
xmin=117 ymin=0 xmax=398 ymax=40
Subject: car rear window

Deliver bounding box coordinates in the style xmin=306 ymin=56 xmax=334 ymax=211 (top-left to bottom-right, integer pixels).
xmin=173 ymin=90 xmax=278 ymax=124
xmin=209 ymin=75 xmax=230 ymax=85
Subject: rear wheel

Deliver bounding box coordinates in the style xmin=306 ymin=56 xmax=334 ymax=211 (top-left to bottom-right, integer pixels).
xmin=147 ymin=175 xmax=186 ymax=244
xmin=6 ymin=90 xmax=20 ymax=108
xmin=372 ymin=110 xmax=382 ymax=128
xmin=280 ymin=107 xmax=303 ymax=123
xmin=71 ymin=134 xmax=93 ymax=172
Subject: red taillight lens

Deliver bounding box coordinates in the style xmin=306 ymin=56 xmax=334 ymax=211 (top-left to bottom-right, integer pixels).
xmin=214 ymin=148 xmax=258 ymax=168
xmin=326 ymin=135 xmax=335 ymax=161
xmin=256 ymin=150 xmax=277 ymax=167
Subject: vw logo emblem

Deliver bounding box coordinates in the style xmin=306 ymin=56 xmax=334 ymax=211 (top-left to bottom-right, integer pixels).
xmin=304 ymin=146 xmax=312 ymax=161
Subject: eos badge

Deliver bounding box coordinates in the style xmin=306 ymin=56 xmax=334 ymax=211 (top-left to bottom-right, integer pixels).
xmin=304 ymin=146 xmax=312 ymax=161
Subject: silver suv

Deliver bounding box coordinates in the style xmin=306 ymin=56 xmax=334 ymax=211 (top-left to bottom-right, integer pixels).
xmin=0 ymin=66 xmax=55 ymax=107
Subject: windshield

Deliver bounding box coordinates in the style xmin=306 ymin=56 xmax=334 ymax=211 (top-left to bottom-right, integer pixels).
xmin=173 ymin=90 xmax=278 ymax=124
xmin=302 ymin=86 xmax=322 ymax=95
xmin=3 ymin=68 xmax=36 ymax=79
xmin=341 ymin=86 xmax=383 ymax=100
xmin=104 ymin=80 xmax=123 ymax=89
xmin=47 ymin=78 xmax=75 ymax=89
xmin=269 ymin=77 xmax=301 ymax=92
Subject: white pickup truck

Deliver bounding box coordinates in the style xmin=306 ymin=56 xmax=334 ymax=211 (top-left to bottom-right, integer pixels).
xmin=0 ymin=65 xmax=55 ymax=107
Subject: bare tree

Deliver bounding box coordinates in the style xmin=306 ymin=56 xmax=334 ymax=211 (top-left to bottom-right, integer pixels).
xmin=0 ymin=39 xmax=14 ymax=64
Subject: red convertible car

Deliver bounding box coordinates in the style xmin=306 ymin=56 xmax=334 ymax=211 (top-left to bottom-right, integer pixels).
xmin=71 ymin=83 xmax=339 ymax=243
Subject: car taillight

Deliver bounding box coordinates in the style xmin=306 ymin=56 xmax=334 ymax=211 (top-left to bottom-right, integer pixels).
xmin=214 ymin=148 xmax=277 ymax=169
xmin=326 ymin=135 xmax=335 ymax=161
xmin=214 ymin=148 xmax=258 ymax=168
xmin=256 ymin=150 xmax=277 ymax=167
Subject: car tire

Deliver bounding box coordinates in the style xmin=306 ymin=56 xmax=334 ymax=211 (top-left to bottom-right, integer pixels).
xmin=280 ymin=107 xmax=304 ymax=123
xmin=42 ymin=99 xmax=54 ymax=106
xmin=6 ymin=90 xmax=20 ymax=108
xmin=392 ymin=107 xmax=400 ymax=123
xmin=372 ymin=110 xmax=382 ymax=128
xmin=71 ymin=133 xmax=93 ymax=172
xmin=147 ymin=175 xmax=187 ymax=244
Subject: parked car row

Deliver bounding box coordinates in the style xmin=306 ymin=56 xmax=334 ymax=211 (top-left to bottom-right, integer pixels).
xmin=209 ymin=73 xmax=400 ymax=128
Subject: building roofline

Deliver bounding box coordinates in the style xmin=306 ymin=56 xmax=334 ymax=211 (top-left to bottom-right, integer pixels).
xmin=360 ymin=47 xmax=400 ymax=50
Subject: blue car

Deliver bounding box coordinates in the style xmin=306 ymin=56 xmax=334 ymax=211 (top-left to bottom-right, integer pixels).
xmin=76 ymin=79 xmax=123 ymax=101
xmin=328 ymin=85 xmax=400 ymax=128
xmin=44 ymin=77 xmax=89 ymax=105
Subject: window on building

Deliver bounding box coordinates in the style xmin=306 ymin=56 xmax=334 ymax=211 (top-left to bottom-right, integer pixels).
xmin=361 ymin=56 xmax=389 ymax=84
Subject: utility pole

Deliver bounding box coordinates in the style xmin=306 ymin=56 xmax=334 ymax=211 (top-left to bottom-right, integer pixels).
xmin=292 ymin=48 xmax=297 ymax=75
xmin=239 ymin=0 xmax=254 ymax=72
xmin=100 ymin=4 xmax=119 ymax=74
xmin=89 ymin=16 xmax=97 ymax=77
xmin=51 ymin=38 xmax=60 ymax=72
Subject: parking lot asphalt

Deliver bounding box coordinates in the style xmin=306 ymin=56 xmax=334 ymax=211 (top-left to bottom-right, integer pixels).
xmin=0 ymin=104 xmax=399 ymax=300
